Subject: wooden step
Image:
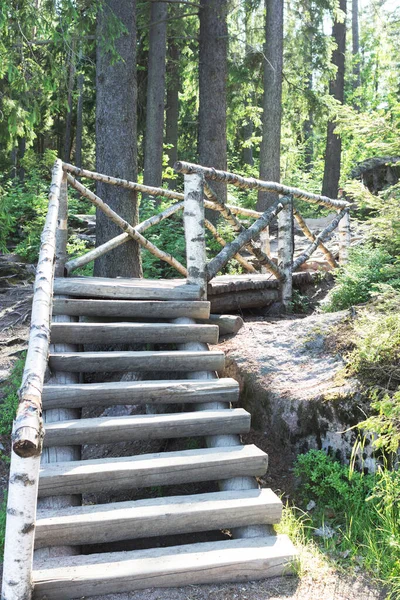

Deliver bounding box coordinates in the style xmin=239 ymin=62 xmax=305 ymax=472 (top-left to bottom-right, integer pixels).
xmin=50 ymin=322 xmax=219 ymax=345
xmin=43 ymin=409 xmax=250 ymax=447
xmin=32 ymin=536 xmax=297 ymax=599
xmin=35 ymin=489 xmax=282 ymax=548
xmin=42 ymin=378 xmax=240 ymax=410
xmin=52 ymin=298 xmax=211 ymax=319
xmin=48 ymin=350 xmax=225 ymax=373
xmin=38 ymin=445 xmax=268 ymax=497
xmin=54 ymin=277 xmax=201 ymax=301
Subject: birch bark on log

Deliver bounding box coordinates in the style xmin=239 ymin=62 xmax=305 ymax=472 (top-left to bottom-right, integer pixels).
xmin=204 ymin=220 xmax=257 ymax=274
xmin=338 ymin=208 xmax=351 ymax=264
xmin=174 ymin=161 xmax=350 ymax=209
xmin=3 ymin=160 xmax=62 ymax=600
xmin=206 ymin=197 xmax=289 ymax=281
xmin=278 ymin=196 xmax=293 ymax=306
xmin=12 ymin=159 xmax=63 ymax=457
xmin=293 ymin=208 xmax=348 ymax=271
xmin=293 ymin=208 xmax=338 ymax=269
xmin=184 ymin=174 xmax=207 ymax=299
xmin=1 ymin=454 xmax=41 ymax=600
xmin=65 ymin=201 xmax=184 ymax=274
xmin=36 ymin=178 xmax=82 ymax=560
xmin=203 ymin=183 xmax=283 ymax=279
xmin=67 ymin=175 xmax=187 ymax=276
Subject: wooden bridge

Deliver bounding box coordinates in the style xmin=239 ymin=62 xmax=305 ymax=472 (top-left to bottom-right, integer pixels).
xmin=2 ymin=160 xmax=350 ymax=599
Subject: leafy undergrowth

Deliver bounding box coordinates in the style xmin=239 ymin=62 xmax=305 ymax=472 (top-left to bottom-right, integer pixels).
xmin=284 ymin=450 xmax=399 ymax=599
xmin=0 ymin=355 xmax=25 ymax=558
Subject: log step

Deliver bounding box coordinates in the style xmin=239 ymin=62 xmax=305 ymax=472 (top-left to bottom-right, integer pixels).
xmin=32 ymin=536 xmax=297 ymax=599
xmin=50 ymin=322 xmax=219 ymax=345
xmin=53 ymin=277 xmax=201 ymax=301
xmin=42 ymin=378 xmax=240 ymax=410
xmin=52 ymin=298 xmax=211 ymax=320
xmin=38 ymin=445 xmax=268 ymax=497
xmin=43 ymin=409 xmax=250 ymax=447
xmin=35 ymin=489 xmax=282 ymax=548
xmin=48 ymin=350 xmax=225 ymax=373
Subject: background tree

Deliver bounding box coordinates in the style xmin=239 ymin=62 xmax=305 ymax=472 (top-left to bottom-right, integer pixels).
xmin=322 ymin=0 xmax=347 ymax=199
xmin=257 ymin=0 xmax=284 ymax=210
xmin=198 ymin=0 xmax=228 ymax=206
xmin=94 ymin=0 xmax=142 ymax=278
xmin=143 ymin=0 xmax=168 ymax=199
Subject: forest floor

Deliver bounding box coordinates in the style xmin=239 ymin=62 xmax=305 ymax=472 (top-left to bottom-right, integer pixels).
xmin=0 ymin=256 xmax=385 ymax=600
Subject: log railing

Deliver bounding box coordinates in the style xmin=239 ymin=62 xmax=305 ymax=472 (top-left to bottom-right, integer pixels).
xmin=3 ymin=157 xmax=351 ymax=598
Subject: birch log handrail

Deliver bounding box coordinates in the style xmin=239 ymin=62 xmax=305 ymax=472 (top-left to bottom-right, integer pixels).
xmin=293 ymin=208 xmax=338 ymax=269
xmin=12 ymin=159 xmax=63 ymax=457
xmin=207 ymin=197 xmax=291 ymax=281
xmin=65 ymin=200 xmax=185 ymax=274
xmin=67 ymin=174 xmax=188 ymax=277
xmin=204 ymin=182 xmax=284 ymax=280
xmin=292 ymin=208 xmax=348 ymax=271
xmin=174 ymin=161 xmax=350 ymax=210
xmin=204 ymin=219 xmax=257 ymax=274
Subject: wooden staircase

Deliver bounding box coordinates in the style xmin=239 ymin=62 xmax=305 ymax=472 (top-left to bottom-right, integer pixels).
xmin=30 ymin=276 xmax=297 ymax=599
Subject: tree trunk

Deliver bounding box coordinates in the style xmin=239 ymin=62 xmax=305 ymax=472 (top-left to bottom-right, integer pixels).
xmin=199 ymin=0 xmax=228 ymax=217
xmin=352 ymin=0 xmax=361 ymax=94
xmin=63 ymin=42 xmax=76 ymax=163
xmin=303 ymin=73 xmax=313 ymax=171
xmin=75 ymin=48 xmax=84 ymax=169
xmin=143 ymin=1 xmax=168 ymax=202
xmin=322 ymin=0 xmax=346 ymax=199
xmin=94 ymin=0 xmax=142 ymax=279
xmin=257 ymin=0 xmax=284 ymax=211
xmin=165 ymin=41 xmax=180 ymax=189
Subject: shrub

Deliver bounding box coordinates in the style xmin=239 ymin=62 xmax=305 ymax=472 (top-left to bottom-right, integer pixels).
xmin=323 ymin=246 xmax=400 ymax=311
xmin=295 ymin=449 xmax=400 ymax=597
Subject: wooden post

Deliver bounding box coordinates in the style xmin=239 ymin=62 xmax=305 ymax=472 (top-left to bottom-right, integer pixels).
xmin=2 ymin=159 xmax=63 ymax=600
xmin=338 ymin=208 xmax=351 ymax=264
xmin=55 ymin=174 xmax=68 ymax=277
xmin=278 ymin=195 xmax=293 ymax=306
xmin=184 ymin=173 xmax=207 ymax=300
xmin=2 ymin=454 xmax=40 ymax=600
xmin=259 ymin=228 xmax=271 ymax=273
xmin=36 ymin=173 xmax=81 ymax=559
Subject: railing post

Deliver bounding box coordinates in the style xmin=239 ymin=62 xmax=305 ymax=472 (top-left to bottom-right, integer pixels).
xmin=184 ymin=173 xmax=207 ymax=300
xmin=338 ymin=208 xmax=351 ymax=265
xmin=278 ymin=195 xmax=293 ymax=307
xmin=55 ymin=172 xmax=69 ymax=277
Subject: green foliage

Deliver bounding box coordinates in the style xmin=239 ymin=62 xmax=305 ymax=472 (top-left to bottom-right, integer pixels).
xmin=0 ymin=354 xmax=25 ymax=438
xmin=295 ymin=450 xmax=400 ymax=597
xmin=323 ymin=246 xmax=400 ymax=311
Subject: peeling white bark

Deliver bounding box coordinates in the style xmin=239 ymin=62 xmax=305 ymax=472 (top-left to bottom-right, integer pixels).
xmin=184 ymin=174 xmax=207 ymax=299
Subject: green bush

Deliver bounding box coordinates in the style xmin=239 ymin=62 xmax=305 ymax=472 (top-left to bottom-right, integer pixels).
xmin=323 ymin=246 xmax=400 ymax=311
xmin=0 ymin=354 xmax=25 ymax=438
xmin=295 ymin=449 xmax=400 ymax=598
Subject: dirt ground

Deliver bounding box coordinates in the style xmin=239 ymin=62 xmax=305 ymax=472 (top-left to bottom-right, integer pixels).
xmin=0 ymin=262 xmax=386 ymax=600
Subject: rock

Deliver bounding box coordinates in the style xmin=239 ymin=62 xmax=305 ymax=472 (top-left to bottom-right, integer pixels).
xmin=306 ymin=500 xmax=316 ymax=511
xmin=219 ymin=310 xmax=372 ymax=466
xmin=314 ymin=525 xmax=336 ymax=539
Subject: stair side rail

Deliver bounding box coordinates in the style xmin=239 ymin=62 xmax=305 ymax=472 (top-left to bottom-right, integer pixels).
xmin=2 ymin=159 xmax=63 ymax=600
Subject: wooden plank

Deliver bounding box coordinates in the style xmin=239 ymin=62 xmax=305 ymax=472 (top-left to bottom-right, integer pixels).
xmin=43 ymin=409 xmax=250 ymax=447
xmin=48 ymin=350 xmax=225 ymax=373
xmin=52 ymin=299 xmax=211 ymax=319
xmin=35 ymin=489 xmax=282 ymax=548
xmin=42 ymin=378 xmax=240 ymax=409
xmin=50 ymin=322 xmax=219 ymax=345
xmin=38 ymin=445 xmax=268 ymax=497
xmin=32 ymin=535 xmax=297 ymax=599
xmin=53 ymin=277 xmax=201 ymax=301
